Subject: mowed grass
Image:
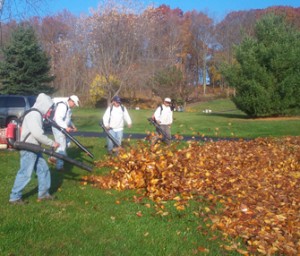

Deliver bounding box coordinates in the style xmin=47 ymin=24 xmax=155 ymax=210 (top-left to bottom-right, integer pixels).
xmin=73 ymin=99 xmax=300 ymax=138
xmin=0 ymin=99 xmax=299 ymax=255
xmin=0 ymin=138 xmax=242 ymax=256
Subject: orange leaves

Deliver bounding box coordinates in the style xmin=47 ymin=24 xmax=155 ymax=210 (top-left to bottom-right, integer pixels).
xmin=88 ymin=136 xmax=300 ymax=255
xmin=196 ymin=246 xmax=210 ymax=253
xmin=136 ymin=211 xmax=143 ymax=217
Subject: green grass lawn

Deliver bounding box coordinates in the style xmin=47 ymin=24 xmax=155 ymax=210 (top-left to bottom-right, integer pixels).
xmin=73 ymin=99 xmax=300 ymax=138
xmin=0 ymin=138 xmax=243 ymax=256
xmin=0 ymin=99 xmax=299 ymax=255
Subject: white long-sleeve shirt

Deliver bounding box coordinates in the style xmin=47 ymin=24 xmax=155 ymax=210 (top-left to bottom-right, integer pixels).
xmin=154 ymin=104 xmax=173 ymax=125
xmin=53 ymin=100 xmax=72 ymax=129
xmin=103 ymin=105 xmax=132 ymax=132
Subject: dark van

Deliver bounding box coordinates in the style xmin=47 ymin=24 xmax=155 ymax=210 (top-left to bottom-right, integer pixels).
xmin=0 ymin=95 xmax=36 ymax=127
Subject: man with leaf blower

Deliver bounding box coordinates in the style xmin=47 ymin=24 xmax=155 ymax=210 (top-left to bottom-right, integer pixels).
xmin=102 ymin=96 xmax=132 ymax=155
xmin=48 ymin=95 xmax=79 ymax=171
xmin=151 ymin=97 xmax=173 ymax=145
xmin=9 ymin=93 xmax=60 ymax=205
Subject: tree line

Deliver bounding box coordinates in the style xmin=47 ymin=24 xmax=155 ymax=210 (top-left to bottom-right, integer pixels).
xmin=0 ymin=1 xmax=299 ymax=116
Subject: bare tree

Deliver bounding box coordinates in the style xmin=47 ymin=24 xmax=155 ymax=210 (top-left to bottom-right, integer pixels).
xmin=141 ymin=5 xmax=186 ymax=100
xmin=0 ymin=0 xmax=49 ymax=21
xmin=186 ymin=11 xmax=215 ymax=95
xmin=80 ymin=1 xmax=144 ymax=105
xmin=33 ymin=12 xmax=91 ymax=98
xmin=0 ymin=0 xmax=50 ymax=47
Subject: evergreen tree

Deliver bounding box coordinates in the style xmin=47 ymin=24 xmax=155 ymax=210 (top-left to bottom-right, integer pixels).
xmin=0 ymin=24 xmax=55 ymax=95
xmin=222 ymin=14 xmax=300 ymax=117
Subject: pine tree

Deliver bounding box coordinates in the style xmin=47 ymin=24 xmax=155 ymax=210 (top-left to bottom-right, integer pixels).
xmin=0 ymin=24 xmax=55 ymax=95
xmin=222 ymin=14 xmax=300 ymax=117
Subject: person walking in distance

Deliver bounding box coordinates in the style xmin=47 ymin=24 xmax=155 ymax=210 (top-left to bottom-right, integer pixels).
xmin=102 ymin=96 xmax=132 ymax=154
xmin=9 ymin=93 xmax=60 ymax=204
xmin=152 ymin=97 xmax=173 ymax=145
xmin=48 ymin=95 xmax=79 ymax=171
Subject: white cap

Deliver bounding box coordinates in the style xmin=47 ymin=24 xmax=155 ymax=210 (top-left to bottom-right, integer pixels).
xmin=164 ymin=97 xmax=171 ymax=103
xmin=70 ymin=95 xmax=80 ymax=107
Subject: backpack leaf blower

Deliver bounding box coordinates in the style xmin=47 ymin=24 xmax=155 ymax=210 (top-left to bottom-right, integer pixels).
xmin=6 ymin=123 xmax=93 ymax=172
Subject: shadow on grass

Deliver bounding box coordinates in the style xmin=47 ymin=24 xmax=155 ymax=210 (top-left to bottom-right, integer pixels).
xmin=22 ymin=147 xmax=93 ymax=200
xmin=50 ymin=146 xmax=94 ymax=194
xmin=199 ymin=111 xmax=248 ymax=119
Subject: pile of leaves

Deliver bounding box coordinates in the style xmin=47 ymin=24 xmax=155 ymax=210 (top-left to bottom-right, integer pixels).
xmin=85 ymin=137 xmax=300 ymax=255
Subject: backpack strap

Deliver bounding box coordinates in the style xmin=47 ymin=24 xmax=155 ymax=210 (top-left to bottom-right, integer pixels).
xmin=21 ymin=108 xmax=43 ymax=142
xmin=55 ymin=101 xmax=69 ymax=121
xmin=108 ymin=104 xmax=125 ymax=125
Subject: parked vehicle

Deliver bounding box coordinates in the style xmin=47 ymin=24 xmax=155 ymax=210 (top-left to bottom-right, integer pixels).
xmin=0 ymin=95 xmax=36 ymax=127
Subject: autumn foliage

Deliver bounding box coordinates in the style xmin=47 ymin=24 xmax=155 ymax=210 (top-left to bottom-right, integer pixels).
xmin=85 ymin=137 xmax=300 ymax=255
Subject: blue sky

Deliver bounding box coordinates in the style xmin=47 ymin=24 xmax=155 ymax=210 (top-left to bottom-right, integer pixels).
xmin=46 ymin=0 xmax=300 ymax=20
xmin=4 ymin=0 xmax=299 ymax=22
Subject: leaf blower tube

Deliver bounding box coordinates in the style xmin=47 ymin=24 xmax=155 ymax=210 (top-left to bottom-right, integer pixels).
xmin=15 ymin=141 xmax=93 ymax=172
xmin=6 ymin=124 xmax=93 ymax=172
xmin=99 ymin=121 xmax=121 ymax=147
xmin=147 ymin=118 xmax=169 ymax=139
xmin=45 ymin=117 xmax=94 ymax=159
